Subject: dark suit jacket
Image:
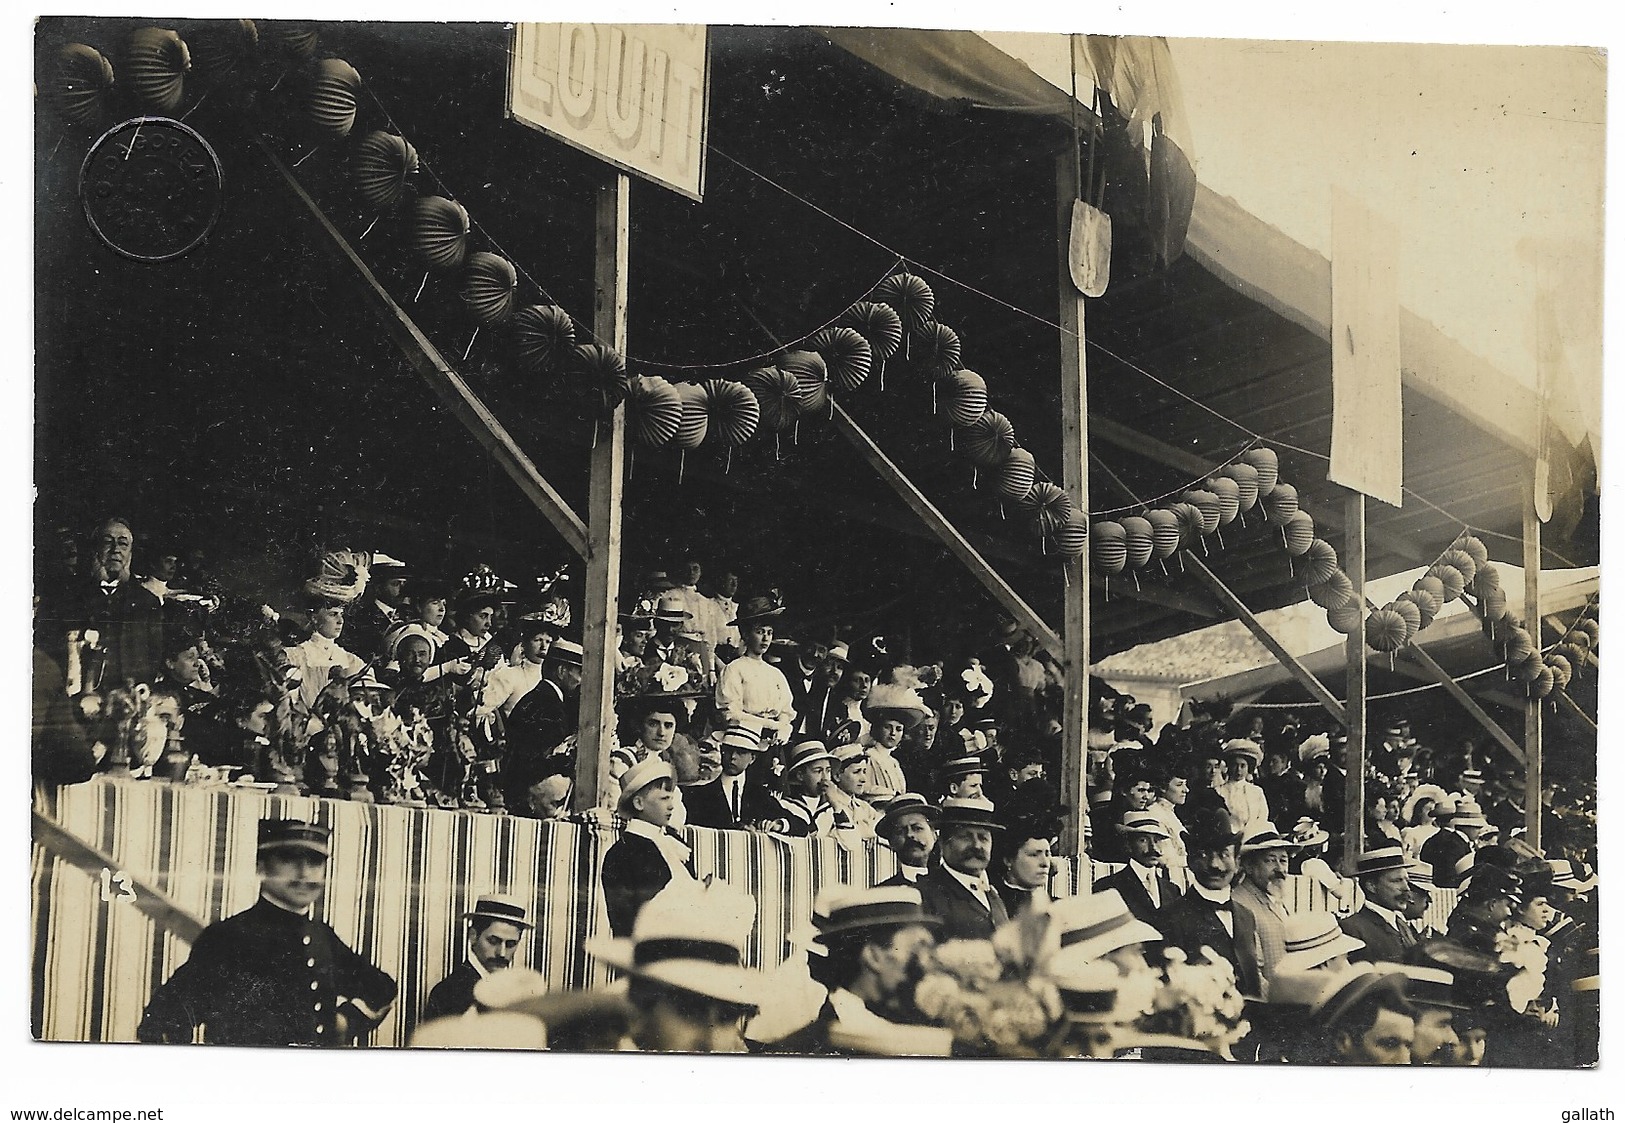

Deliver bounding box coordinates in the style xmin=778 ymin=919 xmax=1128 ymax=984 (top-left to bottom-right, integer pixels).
xmin=422 ymin=960 xmax=480 ymax=1023
xmin=505 ymin=678 xmax=574 ymax=758
xmin=1339 ymin=906 xmax=1415 ymax=964
xmin=1155 ymin=890 xmax=1262 ymax=998
xmin=917 ymin=864 xmax=1010 ymax=942
xmin=684 ymin=775 xmax=782 ymax=831
xmin=1420 ymin=829 xmax=1474 ymax=889
xmin=600 ymin=831 xmax=692 ymax=938
xmin=1094 ymin=863 xmax=1182 ymax=927
xmin=38 ymin=579 xmax=165 ymax=690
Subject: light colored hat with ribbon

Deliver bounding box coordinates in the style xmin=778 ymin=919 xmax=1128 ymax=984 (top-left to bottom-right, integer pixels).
xmin=1277 ymin=911 xmax=1366 ymax=973
xmin=587 ymin=882 xmax=768 ymax=1010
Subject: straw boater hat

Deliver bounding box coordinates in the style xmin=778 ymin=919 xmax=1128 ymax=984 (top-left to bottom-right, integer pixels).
xmin=1352 ymin=845 xmax=1410 ymax=879
xmin=1118 ymin=811 xmax=1170 ymax=839
xmin=717 ymin=722 xmax=766 ymax=756
xmin=1406 ymin=859 xmax=1436 ymax=894
xmin=874 ymin=792 xmax=941 ymax=837
xmin=1239 ymin=822 xmax=1296 ymax=854
xmin=809 ymin=885 xmax=942 ymax=947
xmin=1443 ymin=797 xmax=1489 ymax=828
xmin=1311 ymin=965 xmax=1409 ymax=1029
xmin=1287 ymin=817 xmax=1331 ymax=849
xmin=544 ymin=638 xmax=584 ymax=667
xmin=832 ymin=743 xmax=869 ymax=771
xmin=1051 ymin=957 xmax=1129 ymax=1024
xmin=861 ymin=683 xmax=933 ymax=729
xmin=1276 ymin=911 xmax=1366 ymax=973
xmin=652 ymin=591 xmax=690 ymax=624
xmin=464 ymin=893 xmax=534 ymax=931
xmin=937 ymin=755 xmax=987 ymax=783
xmin=587 ymin=882 xmax=768 ymax=1010
xmin=257 ymin=818 xmax=331 ymax=859
xmin=1379 ymin=965 xmax=1465 ymax=1011
xmin=783 ymin=739 xmax=838 ymax=777
xmin=937 ymin=797 xmax=1003 ymax=833
xmin=1048 ymin=889 xmax=1163 ymax=965
xmin=1548 ymin=859 xmax=1598 ymax=896
xmin=616 ymin=756 xmax=674 ymax=816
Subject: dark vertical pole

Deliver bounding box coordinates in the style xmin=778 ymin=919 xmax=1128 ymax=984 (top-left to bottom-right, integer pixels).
xmin=1343 ymin=491 xmax=1367 ymax=870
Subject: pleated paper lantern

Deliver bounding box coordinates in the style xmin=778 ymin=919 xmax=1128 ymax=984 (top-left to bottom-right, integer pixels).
xmin=1282 ymin=510 xmax=1316 ymax=556
xmin=1052 ymin=514 xmax=1089 ymax=558
xmin=741 ymin=367 xmax=802 ymax=433
xmin=1145 ymin=508 xmax=1182 ymax=560
xmin=992 ymin=447 xmax=1037 ymax=504
xmin=671 ymin=382 xmax=709 ymax=450
xmin=1091 ymin=520 xmax=1128 ymax=574
xmin=1327 ymin=600 xmax=1363 ymax=635
xmin=1013 ymin=479 xmax=1058 ymax=511
xmin=571 ymin=343 xmax=629 ymax=409
xmin=459 ymin=252 xmax=518 ymax=326
xmin=409 ymin=196 xmax=471 ymax=273
xmin=874 ymin=272 xmax=935 ymax=336
xmin=48 ymin=44 xmax=116 ymax=128
xmin=1409 ymin=584 xmax=1442 ymax=624
xmin=1479 ymin=585 xmax=1509 ymax=621
xmin=1546 ymin=653 xmax=1573 ymax=689
xmin=1171 ymin=502 xmax=1206 ymax=546
xmin=1299 ymin=539 xmax=1339 ymax=587
xmin=1556 ymin=642 xmax=1587 ymax=669
xmin=1263 ymin=481 xmax=1299 ymax=525
xmin=838 ymin=302 xmax=903 ymax=362
xmin=512 ymin=304 xmax=575 ymax=374
xmin=125 ymin=27 xmax=191 ymax=114
xmin=1205 ymin=475 xmax=1241 ymax=525
xmin=186 ymin=19 xmax=258 ymax=86
xmin=350 ymin=130 xmax=418 ymax=212
xmin=1474 ymin=564 xmax=1502 ymax=593
xmin=1414 ymin=575 xmax=1446 ymax=607
xmin=1570 ymin=627 xmax=1593 ymax=652
xmin=702 ymin=379 xmax=760 ymax=448
xmin=1501 ymin=626 xmax=1535 ymax=664
xmin=1031 ymin=487 xmax=1075 ymax=535
xmin=1429 ymin=563 xmax=1467 ymax=603
xmin=1221 ymin=461 xmax=1261 ymax=512
xmin=1529 ymin=666 xmax=1555 ymax=699
xmin=810 ymin=326 xmax=872 ymax=393
xmin=1438 ymin=548 xmax=1477 ymax=586
xmin=939 ymin=369 xmax=988 ymax=427
xmin=1120 ymin=516 xmax=1155 ymax=570
xmin=624 ymin=375 xmax=683 ymax=449
xmin=779 ymin=350 xmax=829 ymax=418
xmin=1577 ymin=617 xmax=1600 ymax=643
xmin=958 ymin=411 xmax=1016 ymax=468
xmin=1309 ymin=570 xmax=1355 ymax=610
xmin=1511 ymin=651 xmax=1544 ymax=684
xmin=1456 ymin=535 xmax=1490 ymax=570
xmin=1181 ymin=489 xmax=1222 ymax=534
xmin=1390 ymin=597 xmax=1422 ymax=642
xmin=301 ymin=57 xmax=362 ymax=139
xmin=266 ymin=25 xmax=319 ymax=62
xmin=1365 ymin=607 xmax=1409 ymax=653
xmin=916 ymin=323 xmax=962 ymax=378
xmin=1242 ymin=446 xmax=1280 ymax=495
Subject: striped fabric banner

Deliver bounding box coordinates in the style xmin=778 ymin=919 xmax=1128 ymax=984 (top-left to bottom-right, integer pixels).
xmin=30 ymin=777 xmax=1460 ymax=1047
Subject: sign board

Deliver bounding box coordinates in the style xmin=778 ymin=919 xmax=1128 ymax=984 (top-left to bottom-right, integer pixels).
xmin=508 ymin=24 xmax=710 ymax=201
xmin=1329 ymin=189 xmax=1403 ymax=507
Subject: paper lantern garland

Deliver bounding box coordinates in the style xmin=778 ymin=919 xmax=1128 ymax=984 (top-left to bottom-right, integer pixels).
xmin=939 ymin=369 xmax=989 ymax=428
xmin=702 ymin=378 xmax=761 ymax=449
xmin=671 ymin=382 xmax=709 ymax=450
xmin=916 ymin=323 xmax=963 ymax=379
xmin=512 ymin=305 xmax=575 ymax=375
xmin=1031 ymin=487 xmax=1076 ymax=535
xmin=838 ymin=302 xmax=903 ymax=361
xmin=1281 ymin=510 xmax=1315 ymax=556
xmin=992 ymin=447 xmax=1036 ymax=504
xmin=1145 ymin=508 xmax=1182 ymax=561
xmin=874 ymin=272 xmax=935 ymax=337
xmin=459 ymin=252 xmax=518 ymax=326
xmin=810 ymin=326 xmax=872 ymax=393
xmin=1222 ymin=461 xmax=1261 ymax=512
xmin=1438 ymin=548 xmax=1477 ymax=586
xmin=624 ymin=375 xmax=683 ymax=449
xmin=1052 ymin=514 xmax=1089 ymax=558
xmin=1263 ymin=482 xmax=1299 ymax=525
xmin=1456 ymin=534 xmax=1490 ymax=570
xmin=571 ymin=343 xmax=629 ymax=410
xmin=958 ymin=411 xmax=1016 ymax=468
xmin=1298 ymin=539 xmax=1339 ymax=587
xmin=1091 ymin=520 xmax=1128 ymax=574
xmin=1309 ymin=570 xmax=1354 ymax=610
xmin=409 ymin=196 xmax=471 ymax=273
xmin=125 ymin=27 xmax=191 ymax=114
xmin=1327 ymin=600 xmax=1363 ymax=635
xmin=1205 ymin=475 xmax=1241 ymax=525
xmin=350 ymin=130 xmax=418 ymax=212
xmin=266 ymin=25 xmax=319 ymax=62
xmin=49 ymin=44 xmax=117 ymax=128
xmin=1242 ymin=446 xmax=1280 ymax=495
xmin=1365 ymin=607 xmax=1409 ymax=653
xmin=1430 ymin=564 xmax=1467 ymax=603
xmin=1181 ymin=489 xmax=1221 ymax=535
xmin=1389 ymin=597 xmax=1422 ymax=642
xmin=779 ymin=350 xmax=829 ymax=419
xmin=185 ymin=19 xmax=259 ymax=86
xmin=301 ymin=57 xmax=362 ymax=139
xmin=741 ymin=366 xmax=803 ymax=435
xmin=1120 ymin=516 xmax=1155 ymax=570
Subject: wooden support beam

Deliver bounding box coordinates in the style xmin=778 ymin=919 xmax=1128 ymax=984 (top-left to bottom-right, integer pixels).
xmin=1056 ymin=149 xmax=1090 ymax=858
xmin=1343 ymin=492 xmax=1367 ymax=872
xmin=1181 ymin=549 xmax=1347 ymax=725
xmin=1091 ymin=573 xmax=1222 ymax=620
xmin=1556 ymin=689 xmax=1598 ymax=731
xmin=574 ymin=172 xmax=630 ymax=813
xmin=259 ymin=136 xmax=590 ymax=559
xmin=1393 ymin=648 xmax=1525 ymax=765
xmin=828 ymin=401 xmax=1064 ymax=662
xmin=1523 ymin=480 xmax=1543 ymax=847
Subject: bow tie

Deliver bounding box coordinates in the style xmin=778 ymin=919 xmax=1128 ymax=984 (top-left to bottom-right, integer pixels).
xmin=1203 ymin=897 xmax=1233 ymax=912
xmin=99 ymin=581 xmax=120 ymax=593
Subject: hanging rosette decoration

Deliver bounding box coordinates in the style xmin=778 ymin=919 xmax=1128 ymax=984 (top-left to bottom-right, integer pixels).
xmin=779 ymin=350 xmax=829 ymax=428
xmin=1389 ymin=597 xmax=1422 ymax=643
xmin=1205 ymin=475 xmax=1241 ymax=527
xmin=185 ymin=19 xmax=259 ymax=88
xmin=1408 ymin=582 xmax=1442 ymax=630
xmin=1298 ymin=539 xmax=1339 ymax=588
xmin=1427 ymin=560 xmax=1468 ymax=603
xmin=810 ymin=326 xmax=872 ymax=393
xmin=838 ymin=301 xmax=903 ymax=389
xmin=1091 ymin=519 xmax=1128 ymax=595
xmin=570 ymin=343 xmax=629 ymax=438
xmin=1365 ymin=606 xmax=1409 ymax=655
xmin=125 ymin=27 xmax=191 ymax=114
xmin=1326 ymin=599 xmax=1363 ymax=636
xmin=301 ymin=57 xmax=362 ymax=140
xmin=47 ymin=44 xmax=116 ymax=129
xmin=1030 ymin=485 xmax=1075 ymax=536
xmin=266 ymin=25 xmax=319 ymax=63
xmin=1545 ymin=653 xmax=1573 ymax=690
xmin=1479 ymin=584 xmax=1510 ymax=634
xmin=623 ymin=374 xmax=683 ymax=450
xmin=1437 ymin=547 xmax=1478 ymax=587
xmin=702 ymin=379 xmax=760 ymax=472
xmin=1263 ymin=481 xmax=1300 ymax=526
xmin=1221 ymin=460 xmax=1261 ymax=514
xmin=1501 ymin=624 xmax=1535 ymax=667
xmin=1242 ymin=446 xmax=1280 ymax=496
xmin=873 ymin=271 xmax=935 ymax=349
xmin=350 ymin=130 xmax=418 ymax=213
xmin=1179 ymin=489 xmax=1221 ymax=553
xmin=741 ymin=366 xmax=803 ymax=458
xmin=916 ymin=324 xmax=962 ymax=382
xmin=1309 ymin=569 xmax=1355 ymax=610
xmin=1145 ymin=508 xmax=1182 ymax=571
xmin=512 ymin=304 xmax=575 ymax=377
xmin=1455 ymin=534 xmax=1490 ymax=571
xmin=1170 ymin=501 xmax=1206 ymax=562
xmin=991 ymin=447 xmax=1036 ymax=515
xmin=957 ymin=410 xmax=1016 ymax=487
xmin=939 ymin=369 xmax=988 ymax=429
xmin=459 ymin=251 xmax=518 ymax=329
xmin=1120 ymin=515 xmax=1155 ymax=573
xmin=1281 ymin=510 xmax=1316 ymax=558
xmin=1052 ymin=514 xmax=1089 ymax=561
xmin=669 ymin=382 xmax=709 ymax=479
xmin=409 ymin=196 xmax=471 ymax=278
xmin=1529 ymin=666 xmax=1556 ymax=699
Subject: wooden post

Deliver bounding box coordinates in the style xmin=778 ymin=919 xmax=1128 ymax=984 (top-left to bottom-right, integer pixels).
xmin=1056 ymin=152 xmax=1089 ymax=859
xmin=1343 ymin=491 xmax=1367 ymax=871
xmin=1523 ymin=478 xmax=1543 ymax=847
xmin=574 ymin=172 xmax=630 ymax=812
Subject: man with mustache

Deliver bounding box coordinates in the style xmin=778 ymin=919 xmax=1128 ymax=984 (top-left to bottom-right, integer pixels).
xmin=422 ymin=894 xmax=533 ymax=1024
xmin=916 ymin=797 xmax=1010 ymax=941
xmin=1231 ymin=823 xmax=1296 ymax=994
xmin=1155 ymin=807 xmax=1263 ymax=998
xmin=37 ymin=516 xmax=165 ymax=691
xmin=138 ymin=819 xmax=396 ymax=1046
xmin=875 ymin=793 xmax=940 ymax=886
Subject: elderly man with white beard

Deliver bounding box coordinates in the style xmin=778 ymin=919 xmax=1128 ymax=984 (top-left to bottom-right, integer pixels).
xmin=1232 ymin=823 xmax=1295 ymax=994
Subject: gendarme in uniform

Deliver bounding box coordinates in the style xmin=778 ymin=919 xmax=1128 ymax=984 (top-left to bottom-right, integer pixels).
xmin=137 ymin=818 xmax=397 ymax=1046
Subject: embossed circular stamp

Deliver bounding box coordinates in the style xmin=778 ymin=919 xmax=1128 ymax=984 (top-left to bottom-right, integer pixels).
xmin=79 ymin=116 xmax=223 ymax=262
